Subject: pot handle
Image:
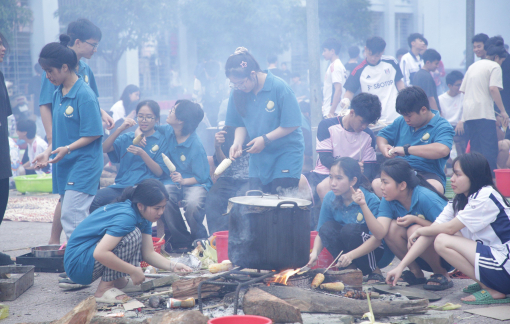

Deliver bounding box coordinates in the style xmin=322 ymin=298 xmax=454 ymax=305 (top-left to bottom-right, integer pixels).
xmin=274 ymin=201 xmax=298 ymax=224
xmin=245 ymin=190 xmax=265 ymax=197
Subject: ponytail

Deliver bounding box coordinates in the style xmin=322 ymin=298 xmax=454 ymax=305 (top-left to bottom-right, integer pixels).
xmin=381 ymin=159 xmax=447 ymax=201
xmin=225 ymin=47 xmax=262 ymax=117
xmin=116 ymin=179 xmax=169 ymax=208
xmin=38 ymin=34 xmax=78 ymax=71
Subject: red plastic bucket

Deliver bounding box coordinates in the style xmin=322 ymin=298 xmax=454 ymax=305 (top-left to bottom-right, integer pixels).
xmin=495 ymin=169 xmax=510 ymax=197
xmin=212 ymin=231 xmax=229 ymax=263
xmin=208 ymin=315 xmax=272 ymax=324
xmin=140 ymin=237 xmax=165 ymax=268
xmin=310 ymin=231 xmax=335 ymax=269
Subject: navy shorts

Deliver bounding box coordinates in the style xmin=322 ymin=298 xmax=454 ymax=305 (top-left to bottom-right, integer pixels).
xmin=476 ymin=243 xmax=510 ymax=294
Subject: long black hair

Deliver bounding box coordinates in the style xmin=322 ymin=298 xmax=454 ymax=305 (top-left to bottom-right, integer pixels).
xmin=452 ymin=152 xmax=510 ymax=212
xmin=136 ymin=99 xmax=160 ymax=125
xmin=38 ymin=34 xmax=78 ymax=71
xmin=381 ymin=159 xmax=448 ymax=201
xmin=120 ymin=84 xmax=140 ymax=116
xmin=116 ymin=179 xmax=169 ymax=211
xmin=225 ymin=47 xmax=262 ymax=117
xmin=331 ymin=157 xmax=372 ymax=209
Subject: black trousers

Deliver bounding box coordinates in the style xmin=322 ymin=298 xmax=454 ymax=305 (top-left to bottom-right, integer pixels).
xmin=249 ymin=177 xmax=300 ymax=195
xmin=319 ymin=221 xmax=383 ymax=275
xmin=205 ymin=177 xmax=249 ymax=235
xmin=0 ymin=177 xmax=14 ymax=265
xmin=465 ymin=119 xmax=498 ymax=174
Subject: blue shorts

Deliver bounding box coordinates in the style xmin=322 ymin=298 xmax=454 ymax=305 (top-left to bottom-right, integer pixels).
xmin=475 ymin=243 xmax=510 ymax=294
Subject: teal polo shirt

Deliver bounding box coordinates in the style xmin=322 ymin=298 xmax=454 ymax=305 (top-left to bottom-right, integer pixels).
xmin=377 ymin=110 xmax=454 ymax=186
xmin=39 ymin=60 xmax=99 ymax=106
xmin=378 ymin=185 xmax=448 ymax=221
xmin=317 ymin=187 xmax=394 ymax=268
xmin=157 ymin=125 xmax=212 ymax=191
xmin=108 ymin=131 xmax=167 ymax=188
xmin=225 ymin=70 xmax=304 ymax=185
xmin=51 ymin=78 xmax=103 ymax=196
xmin=64 ymin=200 xmax=152 ymax=285
xmin=317 ymin=187 xmax=381 ymax=232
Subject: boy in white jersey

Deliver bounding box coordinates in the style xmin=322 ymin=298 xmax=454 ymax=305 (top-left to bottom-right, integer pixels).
xmin=322 ymin=38 xmax=347 ymax=118
xmin=400 ymin=33 xmax=427 ymax=87
xmin=342 ymin=37 xmax=405 ymax=124
xmin=386 ymin=153 xmax=510 ymax=305
xmin=439 ymin=71 xmax=466 ymax=155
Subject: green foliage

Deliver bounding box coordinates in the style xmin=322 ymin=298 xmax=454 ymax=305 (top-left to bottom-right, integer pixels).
xmin=180 ymin=0 xmax=302 ymax=62
xmin=0 ymin=0 xmax=32 ymax=44
xmin=56 ymin=0 xmax=176 ymax=64
xmin=318 ymin=0 xmax=371 ymax=46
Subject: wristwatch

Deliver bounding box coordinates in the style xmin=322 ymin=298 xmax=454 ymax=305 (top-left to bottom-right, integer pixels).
xmin=66 ymin=145 xmax=71 ymax=154
xmin=262 ymin=134 xmax=272 ymax=146
xmin=403 ymin=144 xmax=411 ymax=156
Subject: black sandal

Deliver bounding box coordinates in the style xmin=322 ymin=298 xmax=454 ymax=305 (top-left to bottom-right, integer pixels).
xmin=366 ymin=272 xmax=386 ymax=284
xmin=399 ymin=270 xmax=427 ymax=286
xmin=423 ymin=274 xmax=454 ymax=291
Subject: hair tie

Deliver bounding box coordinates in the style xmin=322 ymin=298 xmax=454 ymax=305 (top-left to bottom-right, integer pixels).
xmin=240 ymin=61 xmax=247 ymax=68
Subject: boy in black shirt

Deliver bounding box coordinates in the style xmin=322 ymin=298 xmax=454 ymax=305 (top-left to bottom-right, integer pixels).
xmin=412 ymin=49 xmax=442 ymax=112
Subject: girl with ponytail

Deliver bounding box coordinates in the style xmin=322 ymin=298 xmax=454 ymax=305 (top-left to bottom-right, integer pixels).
xmin=65 ymin=179 xmax=191 ymax=304
xmin=225 ymin=47 xmax=304 ymax=194
xmin=307 ymin=157 xmax=394 ymax=282
xmin=33 ymin=35 xmax=104 ymax=242
xmin=368 ymin=159 xmax=453 ymax=290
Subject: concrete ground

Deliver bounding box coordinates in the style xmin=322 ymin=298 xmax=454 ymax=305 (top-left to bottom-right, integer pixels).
xmin=0 ymin=219 xmax=507 ymax=323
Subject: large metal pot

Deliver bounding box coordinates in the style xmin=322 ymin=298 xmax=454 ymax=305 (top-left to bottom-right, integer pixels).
xmin=228 ymin=190 xmax=311 ymax=270
xmin=32 ymin=245 xmax=65 ymax=258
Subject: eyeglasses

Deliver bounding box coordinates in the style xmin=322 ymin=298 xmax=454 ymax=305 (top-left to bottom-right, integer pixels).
xmin=229 ymin=78 xmax=248 ymax=90
xmin=137 ymin=115 xmax=155 ymax=121
xmin=84 ymin=41 xmax=99 ymax=49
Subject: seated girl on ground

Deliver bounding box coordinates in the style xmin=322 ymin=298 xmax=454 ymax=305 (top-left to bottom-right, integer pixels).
xmin=64 ymin=179 xmax=191 ymax=304
xmin=90 ymin=100 xmax=167 ymax=213
xmin=368 ymin=159 xmax=453 ymax=290
xmin=387 ymin=152 xmax=510 ymax=305
xmin=306 ymin=157 xmax=393 ymax=282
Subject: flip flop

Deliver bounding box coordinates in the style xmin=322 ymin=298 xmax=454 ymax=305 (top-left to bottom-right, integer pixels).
xmin=365 ymin=272 xmax=386 ymax=284
xmin=463 ymin=283 xmax=482 ymax=294
xmin=423 ymin=274 xmax=454 ymax=291
xmin=95 ymin=288 xmax=131 ymax=304
xmin=399 ymin=270 xmax=427 ymax=286
xmin=462 ymin=290 xmax=510 ymax=305
xmin=121 ymin=278 xmax=142 ymax=293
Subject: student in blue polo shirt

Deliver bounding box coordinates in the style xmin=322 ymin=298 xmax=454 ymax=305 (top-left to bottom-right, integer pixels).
xmin=156 ymin=100 xmax=212 ymax=252
xmin=40 ymin=19 xmax=114 ymax=246
xmin=306 ymin=157 xmax=393 ymax=283
xmin=373 ymin=86 xmax=454 ymax=197
xmin=368 ymin=159 xmax=453 ymax=290
xmin=225 ymin=47 xmax=304 ymax=194
xmin=65 ymin=179 xmax=191 ymax=304
xmin=33 ymin=35 xmax=103 ymax=240
xmin=89 ymin=100 xmax=167 ymax=213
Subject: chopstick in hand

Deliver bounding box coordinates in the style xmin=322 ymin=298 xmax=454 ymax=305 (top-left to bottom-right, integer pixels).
xmin=323 ymin=250 xmax=343 ymax=273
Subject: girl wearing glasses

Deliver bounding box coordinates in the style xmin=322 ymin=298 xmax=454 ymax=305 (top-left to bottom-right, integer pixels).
xmin=225 ymin=47 xmax=304 ymax=194
xmin=90 ymin=100 xmax=167 ymax=213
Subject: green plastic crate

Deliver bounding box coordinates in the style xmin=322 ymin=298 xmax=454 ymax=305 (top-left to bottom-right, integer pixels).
xmin=13 ymin=174 xmax=52 ymax=193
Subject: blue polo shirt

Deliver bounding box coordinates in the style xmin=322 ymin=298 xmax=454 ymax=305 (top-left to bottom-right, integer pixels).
xmin=51 ymin=78 xmax=103 ymax=196
xmin=377 ymin=110 xmax=454 ymax=186
xmin=378 ymin=185 xmax=448 ymax=221
xmin=39 ymin=60 xmax=99 ymax=106
xmin=64 ymin=200 xmax=152 ymax=285
xmin=317 ymin=187 xmax=381 ymax=232
xmin=157 ymin=125 xmax=212 ymax=191
xmin=108 ymin=131 xmax=167 ymax=188
xmin=225 ymin=70 xmax=304 ymax=185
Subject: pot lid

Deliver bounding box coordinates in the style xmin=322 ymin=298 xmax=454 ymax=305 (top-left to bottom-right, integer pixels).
xmin=229 ymin=191 xmax=312 ymax=208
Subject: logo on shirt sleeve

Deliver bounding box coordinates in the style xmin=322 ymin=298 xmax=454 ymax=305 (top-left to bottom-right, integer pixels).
xmin=64 ymin=106 xmax=74 ymax=118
